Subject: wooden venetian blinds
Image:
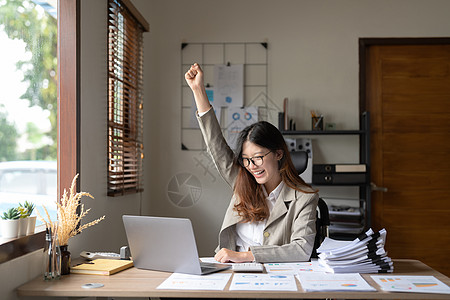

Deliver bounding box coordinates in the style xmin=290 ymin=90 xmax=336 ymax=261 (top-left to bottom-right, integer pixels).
xmin=107 ymin=0 xmax=149 ymax=196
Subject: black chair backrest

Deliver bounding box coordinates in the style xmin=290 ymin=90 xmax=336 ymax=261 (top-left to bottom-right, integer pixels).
xmin=289 ymin=150 xmax=330 ymax=259
xmin=311 ymin=198 xmax=330 ymax=258
xmin=289 ymin=150 xmax=308 ymax=175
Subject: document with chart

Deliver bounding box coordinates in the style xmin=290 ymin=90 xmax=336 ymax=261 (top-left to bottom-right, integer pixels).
xmin=229 ymin=273 xmax=297 ymax=291
xmin=264 ymin=260 xmax=326 ymax=274
xmin=371 ymin=275 xmax=450 ymax=294
xmin=157 ymin=273 xmax=232 ymax=290
xmin=296 ymin=272 xmax=376 ymax=292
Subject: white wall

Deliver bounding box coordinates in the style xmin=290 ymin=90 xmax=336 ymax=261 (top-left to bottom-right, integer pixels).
xmin=76 ymin=0 xmax=143 ymax=257
xmin=1 ymin=1 xmax=450 ymax=299
xmin=132 ymin=0 xmax=450 ymax=256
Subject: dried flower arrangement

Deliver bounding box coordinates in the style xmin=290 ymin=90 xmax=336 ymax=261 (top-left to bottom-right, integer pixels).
xmin=37 ymin=174 xmax=105 ymax=246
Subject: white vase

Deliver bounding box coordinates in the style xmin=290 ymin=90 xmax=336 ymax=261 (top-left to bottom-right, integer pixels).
xmin=18 ymin=217 xmax=30 ymax=236
xmin=0 ymin=219 xmax=20 ymax=239
xmin=27 ymin=216 xmax=37 ymax=235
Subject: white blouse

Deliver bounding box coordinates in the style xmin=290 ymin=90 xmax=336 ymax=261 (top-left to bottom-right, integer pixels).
xmin=235 ymin=182 xmax=285 ymax=252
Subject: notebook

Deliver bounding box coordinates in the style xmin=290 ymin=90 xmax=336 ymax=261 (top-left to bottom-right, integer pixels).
xmin=71 ymin=259 xmax=133 ymax=275
xmin=122 ymin=215 xmax=230 ymax=275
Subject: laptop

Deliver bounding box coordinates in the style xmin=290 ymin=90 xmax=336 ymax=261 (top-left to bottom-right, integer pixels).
xmin=122 ymin=215 xmax=230 ymax=275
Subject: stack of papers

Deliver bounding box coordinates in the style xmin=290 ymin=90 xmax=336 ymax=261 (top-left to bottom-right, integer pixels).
xmin=317 ymin=228 xmax=393 ymax=273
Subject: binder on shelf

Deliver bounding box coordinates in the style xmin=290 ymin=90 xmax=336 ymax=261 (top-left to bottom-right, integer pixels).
xmin=313 ymin=173 xmax=367 ymax=185
xmin=313 ymin=164 xmax=366 ymax=173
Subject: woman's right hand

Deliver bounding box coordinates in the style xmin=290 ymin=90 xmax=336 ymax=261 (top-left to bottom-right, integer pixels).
xmin=184 ymin=63 xmax=211 ymax=114
xmin=185 ymin=63 xmax=204 ymax=92
xmin=214 ymin=248 xmax=255 ymax=263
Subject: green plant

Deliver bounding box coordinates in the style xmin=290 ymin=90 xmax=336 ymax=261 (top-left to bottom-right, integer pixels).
xmin=17 ymin=206 xmax=28 ymax=218
xmin=1 ymin=207 xmax=20 ymax=220
xmin=19 ymin=201 xmax=35 ymax=217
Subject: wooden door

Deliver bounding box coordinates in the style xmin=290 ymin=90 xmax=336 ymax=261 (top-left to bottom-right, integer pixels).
xmin=364 ymin=41 xmax=450 ymax=276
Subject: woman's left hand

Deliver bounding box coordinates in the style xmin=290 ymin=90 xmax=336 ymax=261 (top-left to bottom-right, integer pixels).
xmin=214 ymin=248 xmax=255 ymax=263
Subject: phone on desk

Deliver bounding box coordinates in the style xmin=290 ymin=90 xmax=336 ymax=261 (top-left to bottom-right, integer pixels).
xmin=80 ymin=251 xmax=120 ymax=260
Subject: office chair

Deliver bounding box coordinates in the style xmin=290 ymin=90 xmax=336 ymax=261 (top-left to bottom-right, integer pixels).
xmin=290 ymin=151 xmax=330 ymax=259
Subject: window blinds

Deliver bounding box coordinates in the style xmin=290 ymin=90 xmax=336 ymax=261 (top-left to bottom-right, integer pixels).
xmin=107 ymin=0 xmax=147 ymax=196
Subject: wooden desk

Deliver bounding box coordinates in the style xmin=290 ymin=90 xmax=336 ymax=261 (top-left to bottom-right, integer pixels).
xmin=17 ymin=259 xmax=450 ymax=299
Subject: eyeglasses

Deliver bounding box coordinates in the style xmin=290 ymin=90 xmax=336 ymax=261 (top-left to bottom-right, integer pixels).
xmin=240 ymin=151 xmax=272 ymax=168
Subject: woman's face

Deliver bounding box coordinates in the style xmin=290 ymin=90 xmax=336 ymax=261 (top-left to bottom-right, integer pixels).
xmin=241 ymin=141 xmax=283 ymax=194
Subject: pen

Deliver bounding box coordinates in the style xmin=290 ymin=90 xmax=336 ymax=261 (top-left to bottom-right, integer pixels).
xmin=314 ymin=116 xmax=323 ymax=128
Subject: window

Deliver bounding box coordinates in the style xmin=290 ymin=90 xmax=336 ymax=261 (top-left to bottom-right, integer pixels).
xmin=0 ymin=0 xmax=75 ymax=263
xmin=0 ymin=0 xmax=58 ymax=222
xmin=107 ymin=0 xmax=148 ymax=196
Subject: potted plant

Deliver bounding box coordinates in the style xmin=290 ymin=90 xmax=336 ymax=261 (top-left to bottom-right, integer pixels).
xmin=17 ymin=204 xmax=29 ymax=236
xmin=38 ymin=174 xmax=105 ymax=275
xmin=21 ymin=201 xmax=36 ymax=235
xmin=1 ymin=207 xmax=20 ymax=238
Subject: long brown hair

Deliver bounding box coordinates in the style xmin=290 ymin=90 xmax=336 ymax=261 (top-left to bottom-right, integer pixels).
xmin=233 ymin=121 xmax=315 ymax=223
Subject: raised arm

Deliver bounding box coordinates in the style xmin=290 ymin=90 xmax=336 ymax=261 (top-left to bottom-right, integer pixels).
xmin=185 ymin=63 xmax=211 ymax=114
xmin=185 ymin=63 xmax=239 ymax=187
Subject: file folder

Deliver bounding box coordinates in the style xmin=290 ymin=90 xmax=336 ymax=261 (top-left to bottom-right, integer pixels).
xmin=313 ymin=173 xmax=367 ymax=185
xmin=313 ymin=164 xmax=366 ymax=173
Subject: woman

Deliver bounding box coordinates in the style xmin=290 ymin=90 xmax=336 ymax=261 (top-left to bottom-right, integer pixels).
xmin=185 ymin=63 xmax=318 ymax=263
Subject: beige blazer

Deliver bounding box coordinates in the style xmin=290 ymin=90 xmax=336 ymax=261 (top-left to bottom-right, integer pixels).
xmin=198 ymin=109 xmax=318 ymax=263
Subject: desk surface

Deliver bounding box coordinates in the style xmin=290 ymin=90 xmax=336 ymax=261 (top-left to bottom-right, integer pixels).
xmin=17 ymin=259 xmax=450 ymax=299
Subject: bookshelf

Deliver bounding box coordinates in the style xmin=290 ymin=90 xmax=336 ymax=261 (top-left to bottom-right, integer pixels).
xmin=282 ymin=112 xmax=371 ymax=240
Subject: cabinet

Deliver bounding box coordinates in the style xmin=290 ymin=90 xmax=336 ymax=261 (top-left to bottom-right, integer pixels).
xmin=281 ymin=112 xmax=370 ymax=240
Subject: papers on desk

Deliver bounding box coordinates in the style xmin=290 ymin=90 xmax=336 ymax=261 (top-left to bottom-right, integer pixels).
xmin=156 ymin=260 xmax=450 ymax=294
xmin=296 ymin=272 xmax=376 ymax=292
xmin=317 ymin=228 xmax=394 ymax=273
xmin=264 ymin=260 xmax=326 ymax=274
xmin=371 ymin=275 xmax=450 ymax=294
xmin=230 ymin=273 xmax=297 ymax=291
xmin=157 ymin=272 xmax=297 ymax=292
xmin=157 ymin=272 xmax=232 ymax=290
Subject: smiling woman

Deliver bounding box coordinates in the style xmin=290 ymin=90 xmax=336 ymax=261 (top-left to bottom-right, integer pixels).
xmin=185 ymin=63 xmax=319 ymax=264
